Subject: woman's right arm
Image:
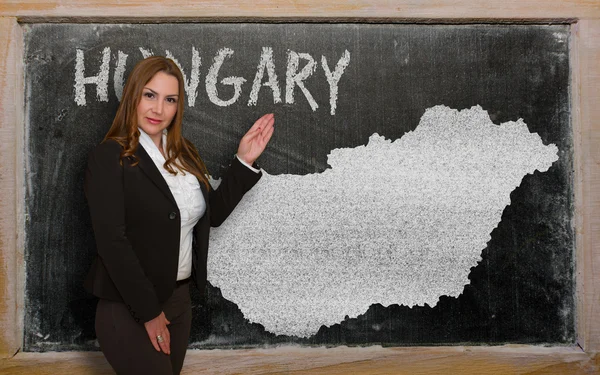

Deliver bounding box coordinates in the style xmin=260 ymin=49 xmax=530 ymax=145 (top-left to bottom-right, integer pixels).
xmin=85 ymin=141 xmax=162 ymax=324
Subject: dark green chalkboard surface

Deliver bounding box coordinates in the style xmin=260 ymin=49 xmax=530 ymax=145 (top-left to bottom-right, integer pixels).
xmin=23 ymin=23 xmax=573 ymax=351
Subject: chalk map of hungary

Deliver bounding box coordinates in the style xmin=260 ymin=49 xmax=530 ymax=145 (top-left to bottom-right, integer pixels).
xmin=208 ymin=105 xmax=559 ymax=338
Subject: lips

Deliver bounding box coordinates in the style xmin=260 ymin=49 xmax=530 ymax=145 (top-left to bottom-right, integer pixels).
xmin=146 ymin=117 xmax=162 ymax=125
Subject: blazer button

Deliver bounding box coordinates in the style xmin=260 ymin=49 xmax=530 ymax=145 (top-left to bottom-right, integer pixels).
xmin=169 ymin=212 xmax=177 ymax=220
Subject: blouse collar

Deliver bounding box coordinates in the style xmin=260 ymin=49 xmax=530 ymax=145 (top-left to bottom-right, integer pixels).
xmin=138 ymin=127 xmax=168 ymax=162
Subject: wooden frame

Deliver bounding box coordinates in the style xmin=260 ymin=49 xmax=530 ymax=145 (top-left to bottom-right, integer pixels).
xmin=1 ymin=1 xmax=598 ymax=373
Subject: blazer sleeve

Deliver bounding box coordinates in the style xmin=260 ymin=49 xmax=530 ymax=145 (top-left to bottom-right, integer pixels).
xmin=208 ymin=156 xmax=262 ymax=227
xmin=85 ymin=141 xmax=162 ymax=323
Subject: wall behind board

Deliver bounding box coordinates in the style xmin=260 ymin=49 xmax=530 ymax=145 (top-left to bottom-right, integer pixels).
xmin=22 ymin=23 xmax=574 ymax=351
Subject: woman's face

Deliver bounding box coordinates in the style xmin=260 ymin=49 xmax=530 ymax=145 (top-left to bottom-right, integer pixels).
xmin=136 ymin=71 xmax=179 ymax=144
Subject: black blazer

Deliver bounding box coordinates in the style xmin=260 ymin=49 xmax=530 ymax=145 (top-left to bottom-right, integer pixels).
xmin=84 ymin=139 xmax=261 ymax=323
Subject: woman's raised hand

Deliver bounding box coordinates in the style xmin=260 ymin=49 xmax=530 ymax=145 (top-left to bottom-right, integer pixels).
xmin=237 ymin=113 xmax=275 ymax=165
xmin=144 ymin=311 xmax=171 ymax=355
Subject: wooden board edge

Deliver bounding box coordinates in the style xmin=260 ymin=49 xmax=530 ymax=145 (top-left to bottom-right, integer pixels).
xmin=0 ymin=346 xmax=598 ymax=374
xmin=572 ymin=21 xmax=585 ymax=352
xmin=12 ymin=17 xmax=580 ymax=24
xmin=0 ymin=0 xmax=598 ymax=20
xmin=14 ymin=18 xmax=26 ymax=360
xmin=0 ymin=16 xmax=25 ymax=358
xmin=576 ymin=19 xmax=600 ymax=353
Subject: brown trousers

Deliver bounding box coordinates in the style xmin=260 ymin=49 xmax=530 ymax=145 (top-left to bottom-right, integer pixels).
xmin=95 ymin=282 xmax=192 ymax=375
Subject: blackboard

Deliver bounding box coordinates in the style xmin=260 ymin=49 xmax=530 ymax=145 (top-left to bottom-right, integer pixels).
xmin=23 ymin=23 xmax=573 ymax=351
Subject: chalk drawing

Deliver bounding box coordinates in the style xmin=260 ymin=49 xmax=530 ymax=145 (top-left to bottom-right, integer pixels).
xmin=139 ymin=47 xmax=154 ymax=59
xmin=208 ymin=105 xmax=559 ymax=337
xmin=113 ymin=51 xmax=128 ymax=102
xmin=285 ymin=51 xmax=318 ymax=111
xmin=205 ymin=48 xmax=247 ymax=107
xmin=74 ymin=47 xmax=110 ymax=106
xmin=321 ymin=50 xmax=351 ymax=115
xmin=74 ymin=48 xmax=350 ymax=114
xmin=248 ymin=47 xmax=282 ymax=106
xmin=166 ymin=47 xmax=201 ymax=107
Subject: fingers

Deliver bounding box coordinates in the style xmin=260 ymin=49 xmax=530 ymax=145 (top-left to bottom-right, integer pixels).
xmin=260 ymin=115 xmax=275 ymax=135
xmin=149 ymin=330 xmax=170 ymax=355
xmin=152 ymin=328 xmax=170 ymax=355
xmin=243 ymin=113 xmax=274 ymax=141
xmin=251 ymin=114 xmax=275 ymax=147
xmin=157 ymin=329 xmax=171 ymax=355
xmin=145 ymin=312 xmax=171 ymax=355
xmin=149 ymin=334 xmax=161 ymax=352
xmin=241 ymin=127 xmax=260 ymax=143
xmin=251 ymin=113 xmax=274 ymax=132
xmin=261 ymin=122 xmax=275 ymax=144
xmin=261 ymin=115 xmax=275 ymax=136
xmin=255 ymin=116 xmax=274 ymax=150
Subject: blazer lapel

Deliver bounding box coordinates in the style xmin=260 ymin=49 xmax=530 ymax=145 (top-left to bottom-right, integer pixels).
xmin=135 ymin=145 xmax=178 ymax=207
xmin=200 ymin=177 xmax=209 ymax=211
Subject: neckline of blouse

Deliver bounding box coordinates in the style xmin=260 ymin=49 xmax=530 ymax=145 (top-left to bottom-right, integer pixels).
xmin=138 ymin=127 xmax=168 ymax=163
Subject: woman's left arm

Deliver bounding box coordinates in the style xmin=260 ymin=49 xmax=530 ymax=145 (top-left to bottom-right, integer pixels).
xmin=208 ymin=113 xmax=275 ymax=226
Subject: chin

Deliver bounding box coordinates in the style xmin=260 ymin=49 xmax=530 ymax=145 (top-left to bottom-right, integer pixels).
xmin=140 ymin=124 xmax=164 ymax=135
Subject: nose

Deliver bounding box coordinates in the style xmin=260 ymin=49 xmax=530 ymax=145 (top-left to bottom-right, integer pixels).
xmin=152 ymin=99 xmax=164 ymax=115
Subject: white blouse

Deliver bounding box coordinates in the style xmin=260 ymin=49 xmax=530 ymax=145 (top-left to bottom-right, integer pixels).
xmin=138 ymin=128 xmax=205 ymax=281
xmin=137 ymin=128 xmax=259 ymax=281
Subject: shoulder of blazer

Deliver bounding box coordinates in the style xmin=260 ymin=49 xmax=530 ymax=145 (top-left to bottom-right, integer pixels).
xmin=92 ymin=139 xmax=124 ymax=160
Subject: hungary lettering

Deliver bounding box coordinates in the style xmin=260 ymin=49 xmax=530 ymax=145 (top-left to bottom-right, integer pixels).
xmin=74 ymin=47 xmax=351 ymax=115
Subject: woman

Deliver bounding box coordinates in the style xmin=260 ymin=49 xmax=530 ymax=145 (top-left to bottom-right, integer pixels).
xmin=84 ymin=56 xmax=274 ymax=374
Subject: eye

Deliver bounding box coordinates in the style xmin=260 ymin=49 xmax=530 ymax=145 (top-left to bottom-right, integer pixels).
xmin=167 ymin=97 xmax=177 ymax=103
xmin=143 ymin=91 xmax=154 ymax=99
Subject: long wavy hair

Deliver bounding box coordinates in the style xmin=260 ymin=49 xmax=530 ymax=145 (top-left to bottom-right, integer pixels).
xmin=103 ymin=56 xmax=210 ymax=189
